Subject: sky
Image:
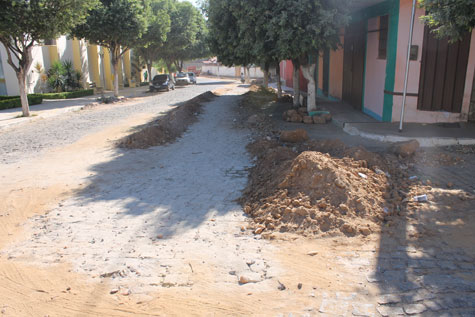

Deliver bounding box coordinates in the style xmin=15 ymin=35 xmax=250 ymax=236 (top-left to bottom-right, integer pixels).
xmin=180 ymin=0 xmax=200 ymax=8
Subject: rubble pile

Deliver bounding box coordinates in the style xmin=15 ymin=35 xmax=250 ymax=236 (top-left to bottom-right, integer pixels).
xmin=117 ymin=92 xmax=216 ymax=149
xmin=282 ymin=107 xmax=332 ymax=124
xmin=242 ymin=139 xmax=412 ymax=237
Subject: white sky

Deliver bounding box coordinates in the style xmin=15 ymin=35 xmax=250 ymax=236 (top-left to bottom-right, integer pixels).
xmin=180 ymin=0 xmax=200 ymax=8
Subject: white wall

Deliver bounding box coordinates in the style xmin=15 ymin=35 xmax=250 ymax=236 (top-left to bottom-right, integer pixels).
xmin=57 ymin=35 xmax=74 ymax=63
xmin=202 ymin=65 xmax=264 ymax=78
xmin=0 ymin=44 xmax=46 ymax=95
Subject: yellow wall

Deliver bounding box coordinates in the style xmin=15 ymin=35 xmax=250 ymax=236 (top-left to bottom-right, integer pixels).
xmin=87 ymin=45 xmax=101 ymax=88
xmin=102 ymin=48 xmax=113 ymax=90
xmin=123 ymin=50 xmax=133 ymax=87
xmin=71 ymin=38 xmax=82 ymax=72
xmin=48 ymin=45 xmax=59 ymax=65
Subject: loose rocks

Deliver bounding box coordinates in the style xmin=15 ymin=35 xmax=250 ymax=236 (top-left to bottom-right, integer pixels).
xmin=280 ymin=129 xmax=309 ymax=143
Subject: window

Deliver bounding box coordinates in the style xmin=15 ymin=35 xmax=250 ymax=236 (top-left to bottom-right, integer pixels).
xmin=378 ymin=15 xmax=389 ymax=60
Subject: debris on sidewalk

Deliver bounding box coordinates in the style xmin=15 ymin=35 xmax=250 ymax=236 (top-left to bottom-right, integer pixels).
xmin=391 ymin=139 xmax=419 ymax=158
xmin=282 ymin=107 xmax=332 ymax=124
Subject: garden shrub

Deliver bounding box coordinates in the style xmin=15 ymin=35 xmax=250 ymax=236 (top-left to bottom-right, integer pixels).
xmin=0 ymin=94 xmax=43 ymax=110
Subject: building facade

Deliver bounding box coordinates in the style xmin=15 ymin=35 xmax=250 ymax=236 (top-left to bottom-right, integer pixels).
xmin=0 ymin=36 xmax=135 ymax=96
xmin=280 ymin=0 xmax=475 ymax=124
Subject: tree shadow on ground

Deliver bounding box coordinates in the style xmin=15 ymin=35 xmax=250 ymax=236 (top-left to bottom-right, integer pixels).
xmin=373 ymin=177 xmax=475 ymax=314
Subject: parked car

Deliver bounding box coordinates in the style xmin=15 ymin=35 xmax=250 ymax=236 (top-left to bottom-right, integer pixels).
xmin=175 ymin=72 xmax=191 ymax=85
xmin=150 ymin=74 xmax=175 ymax=92
xmin=188 ymin=72 xmax=197 ymax=84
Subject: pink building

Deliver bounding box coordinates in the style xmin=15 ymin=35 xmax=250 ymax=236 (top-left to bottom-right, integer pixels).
xmin=280 ymin=0 xmax=475 ymax=123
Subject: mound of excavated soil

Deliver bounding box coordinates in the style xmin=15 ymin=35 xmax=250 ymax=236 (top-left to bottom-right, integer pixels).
xmin=242 ymin=139 xmax=408 ymax=237
xmin=118 ymin=92 xmax=216 ymax=149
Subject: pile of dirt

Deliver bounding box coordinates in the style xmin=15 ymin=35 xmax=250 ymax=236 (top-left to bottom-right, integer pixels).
xmin=242 ymin=139 xmax=412 ymax=237
xmin=117 ymin=91 xmax=216 ymax=149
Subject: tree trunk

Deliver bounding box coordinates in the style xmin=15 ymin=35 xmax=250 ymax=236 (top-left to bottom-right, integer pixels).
xmin=276 ymin=62 xmax=282 ymax=98
xmin=147 ymin=63 xmax=152 ymax=84
xmin=263 ymin=63 xmax=269 ymax=88
xmin=112 ymin=60 xmax=119 ymax=97
xmin=245 ymin=66 xmax=251 ymax=84
xmin=301 ymin=63 xmax=317 ymax=112
xmin=17 ymin=71 xmax=30 ymax=117
xmin=167 ymin=63 xmax=174 ymax=83
xmin=292 ymin=59 xmax=300 ymax=108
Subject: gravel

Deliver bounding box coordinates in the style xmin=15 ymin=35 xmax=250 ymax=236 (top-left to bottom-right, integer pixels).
xmin=0 ymin=78 xmax=235 ymax=164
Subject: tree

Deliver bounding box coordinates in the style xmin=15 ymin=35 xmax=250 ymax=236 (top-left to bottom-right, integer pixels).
xmin=73 ymin=0 xmax=147 ymax=97
xmin=208 ymin=0 xmax=256 ymax=83
xmin=136 ymin=0 xmax=171 ymax=83
xmin=270 ymin=0 xmax=349 ymax=110
xmin=173 ymin=12 xmax=210 ymax=72
xmin=419 ymin=0 xmax=475 ymax=42
xmin=0 ymin=0 xmax=96 ymax=117
xmin=158 ymin=1 xmax=203 ymax=78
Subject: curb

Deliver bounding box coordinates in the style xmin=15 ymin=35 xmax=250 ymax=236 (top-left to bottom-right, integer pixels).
xmin=0 ymin=105 xmax=84 ymax=131
xmin=343 ymin=123 xmax=475 ymax=147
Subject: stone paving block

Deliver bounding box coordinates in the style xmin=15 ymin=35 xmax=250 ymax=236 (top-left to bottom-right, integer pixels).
xmin=423 ymin=299 xmax=443 ymax=312
xmin=319 ymin=299 xmax=348 ymax=315
xmin=403 ymin=303 xmax=427 ymax=315
xmin=377 ymin=294 xmax=401 ymax=305
xmin=418 ymin=259 xmax=438 ymax=268
xmin=405 ymin=289 xmax=436 ymax=302
xmin=438 ymin=260 xmax=457 ymax=270
xmin=366 ymin=273 xmax=381 ymax=283
xmin=376 ymin=306 xmax=404 ymax=316
xmin=351 ymin=303 xmax=375 ymax=317
xmin=458 ymin=262 xmax=475 ymax=270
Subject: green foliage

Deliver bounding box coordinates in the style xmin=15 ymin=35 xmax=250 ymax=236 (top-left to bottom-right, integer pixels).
xmin=35 ymin=89 xmax=94 ymax=99
xmin=158 ymin=1 xmax=208 ymax=70
xmin=46 ymin=60 xmax=83 ymax=92
xmin=135 ymin=0 xmax=171 ymax=72
xmin=73 ymin=0 xmax=147 ymax=52
xmin=208 ymin=0 xmax=350 ymax=66
xmin=0 ymin=0 xmax=97 ymax=115
xmin=73 ymin=0 xmax=147 ymax=95
xmin=419 ymin=0 xmax=475 ymax=42
xmin=208 ymin=0 xmax=254 ymax=66
xmin=47 ymin=61 xmax=65 ymax=92
xmin=0 ymin=94 xmax=43 ymax=110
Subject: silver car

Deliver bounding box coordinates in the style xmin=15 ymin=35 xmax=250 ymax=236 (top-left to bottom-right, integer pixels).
xmin=175 ymin=72 xmax=191 ymax=85
xmin=188 ymin=72 xmax=197 ymax=84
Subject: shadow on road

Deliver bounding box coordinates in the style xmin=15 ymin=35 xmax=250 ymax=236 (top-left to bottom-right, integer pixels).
xmin=74 ymin=94 xmax=249 ymax=239
xmin=373 ymin=178 xmax=475 ymax=314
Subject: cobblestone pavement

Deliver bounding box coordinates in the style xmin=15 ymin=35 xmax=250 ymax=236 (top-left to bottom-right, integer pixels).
xmin=276 ymin=244 xmax=475 ymax=316
xmin=0 ymin=78 xmax=236 ymax=165
xmin=416 ymin=162 xmax=475 ymax=194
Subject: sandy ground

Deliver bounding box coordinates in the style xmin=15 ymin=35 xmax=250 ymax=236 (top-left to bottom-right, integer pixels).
xmin=1 ymin=85 xmax=474 ymax=316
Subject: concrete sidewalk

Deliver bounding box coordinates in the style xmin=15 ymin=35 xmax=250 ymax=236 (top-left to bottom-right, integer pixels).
xmin=270 ymin=82 xmax=475 ymax=147
xmin=0 ymin=86 xmax=149 ymax=131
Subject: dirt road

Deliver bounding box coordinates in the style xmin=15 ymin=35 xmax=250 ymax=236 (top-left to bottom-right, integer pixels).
xmin=1 ymin=82 xmax=474 ymax=316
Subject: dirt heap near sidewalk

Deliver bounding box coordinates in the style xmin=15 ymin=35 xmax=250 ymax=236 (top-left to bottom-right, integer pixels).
xmin=242 ymin=139 xmax=407 ymax=237
xmin=118 ymin=91 xmax=216 ymax=149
